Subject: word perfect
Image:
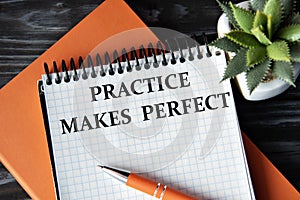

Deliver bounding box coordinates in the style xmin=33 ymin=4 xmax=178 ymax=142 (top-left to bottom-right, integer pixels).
xmin=141 ymin=92 xmax=230 ymax=121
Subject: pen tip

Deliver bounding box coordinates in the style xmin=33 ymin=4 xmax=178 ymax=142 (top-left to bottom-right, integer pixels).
xmin=98 ymin=165 xmax=104 ymax=168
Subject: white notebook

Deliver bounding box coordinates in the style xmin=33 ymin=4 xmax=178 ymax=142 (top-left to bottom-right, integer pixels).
xmin=40 ymin=36 xmax=255 ymax=200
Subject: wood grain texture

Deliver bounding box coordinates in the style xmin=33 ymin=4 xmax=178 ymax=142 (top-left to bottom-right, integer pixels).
xmin=0 ymin=0 xmax=103 ymax=88
xmin=0 ymin=0 xmax=299 ymax=199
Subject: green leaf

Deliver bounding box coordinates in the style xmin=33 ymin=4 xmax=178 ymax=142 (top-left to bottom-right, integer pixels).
xmin=210 ymin=37 xmax=241 ymax=52
xmin=247 ymin=46 xmax=267 ymax=66
xmin=216 ymin=0 xmax=239 ymax=29
xmin=222 ymin=48 xmax=248 ymax=81
xmin=264 ymin=0 xmax=282 ymax=33
xmin=253 ymin=11 xmax=268 ymax=29
xmin=290 ymin=43 xmax=300 ymax=62
xmin=246 ymin=59 xmax=271 ymax=93
xmin=290 ymin=13 xmax=300 ymax=24
xmin=273 ymin=61 xmax=296 ymax=86
xmin=267 ymin=40 xmax=290 ymax=62
xmin=230 ymin=2 xmax=255 ymax=33
xmin=267 ymin=15 xmax=273 ymax=39
xmin=281 ymin=0 xmax=295 ymax=19
xmin=226 ymin=31 xmax=261 ymax=48
xmin=278 ymin=25 xmax=300 ymax=42
xmin=250 ymin=0 xmax=267 ymax=11
xmin=251 ymin=26 xmax=272 ymax=45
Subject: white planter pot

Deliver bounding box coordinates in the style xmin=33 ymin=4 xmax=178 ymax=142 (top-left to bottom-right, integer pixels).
xmin=217 ymin=1 xmax=300 ymax=101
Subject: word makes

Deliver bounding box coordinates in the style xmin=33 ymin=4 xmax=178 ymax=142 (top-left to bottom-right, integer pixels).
xmin=60 ymin=109 xmax=131 ymax=134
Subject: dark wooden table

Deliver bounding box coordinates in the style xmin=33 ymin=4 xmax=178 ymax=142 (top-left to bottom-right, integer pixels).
xmin=0 ymin=0 xmax=299 ymax=199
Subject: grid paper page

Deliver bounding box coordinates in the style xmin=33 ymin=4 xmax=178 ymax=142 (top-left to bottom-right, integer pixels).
xmin=42 ymin=46 xmax=255 ymax=200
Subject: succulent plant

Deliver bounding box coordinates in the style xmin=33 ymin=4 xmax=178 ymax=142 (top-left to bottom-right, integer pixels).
xmin=211 ymin=0 xmax=300 ymax=93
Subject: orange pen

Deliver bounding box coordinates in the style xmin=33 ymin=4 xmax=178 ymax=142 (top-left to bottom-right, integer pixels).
xmin=99 ymin=165 xmax=198 ymax=200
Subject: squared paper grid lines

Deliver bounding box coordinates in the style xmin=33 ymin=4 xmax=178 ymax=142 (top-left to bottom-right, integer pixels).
xmin=42 ymin=46 xmax=254 ymax=200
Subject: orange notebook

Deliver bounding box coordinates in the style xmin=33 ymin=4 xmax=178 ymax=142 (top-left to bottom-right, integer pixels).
xmin=0 ymin=0 xmax=298 ymax=199
xmin=242 ymin=134 xmax=300 ymax=200
xmin=0 ymin=0 xmax=153 ymax=199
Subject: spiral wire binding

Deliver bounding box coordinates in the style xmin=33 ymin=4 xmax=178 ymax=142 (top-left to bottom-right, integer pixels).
xmin=140 ymin=45 xmax=151 ymax=70
xmin=175 ymin=38 xmax=186 ymax=63
xmin=156 ymin=41 xmax=168 ymax=66
xmin=44 ymin=33 xmax=215 ymax=85
xmin=131 ymin=47 xmax=141 ymax=71
xmin=79 ymin=56 xmax=88 ymax=79
xmin=53 ymin=61 xmax=61 ymax=84
xmin=96 ymin=53 xmax=106 ymax=77
xmin=148 ymin=43 xmax=159 ymax=68
xmin=61 ymin=59 xmax=70 ymax=83
xmin=203 ymin=32 xmax=212 ymax=57
xmin=122 ymin=48 xmax=132 ymax=72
